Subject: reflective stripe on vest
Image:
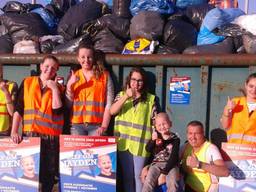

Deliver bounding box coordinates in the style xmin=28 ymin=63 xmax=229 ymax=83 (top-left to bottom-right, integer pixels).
xmin=228 ymin=96 xmax=256 ymax=144
xmin=183 ymin=141 xmax=214 ymax=192
xmin=24 ymin=109 xmax=63 ymax=122
xmin=114 ymin=92 xmax=155 ymax=157
xmin=23 ymin=76 xmax=63 ymax=135
xmin=71 ymin=70 xmax=108 ymax=124
xmin=0 ymin=81 xmax=14 ymax=132
xmin=228 ymin=133 xmax=256 ymax=143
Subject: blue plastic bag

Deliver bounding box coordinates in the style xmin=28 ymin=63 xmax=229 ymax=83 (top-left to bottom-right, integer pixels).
xmin=97 ymin=0 xmax=113 ymax=8
xmin=155 ymin=184 xmax=167 ymax=192
xmin=202 ymin=8 xmax=245 ymax=31
xmin=176 ymin=0 xmax=207 ymax=9
xmin=198 ymin=8 xmax=245 ymax=45
xmin=130 ymin=0 xmax=175 ymax=16
xmin=31 ymin=8 xmax=59 ymax=33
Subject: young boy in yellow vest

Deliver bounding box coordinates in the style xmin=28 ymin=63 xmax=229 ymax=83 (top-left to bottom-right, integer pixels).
xmin=141 ymin=112 xmax=180 ymax=192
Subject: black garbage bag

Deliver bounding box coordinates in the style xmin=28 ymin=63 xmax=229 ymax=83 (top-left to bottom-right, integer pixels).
xmin=214 ymin=23 xmax=245 ymax=37
xmin=154 ymin=44 xmax=179 ymax=54
xmin=57 ymin=0 xmax=110 ymax=41
xmin=51 ymin=0 xmax=78 ymax=17
xmin=1 ymin=1 xmax=26 ymax=13
xmin=112 ymin=0 xmax=131 ymax=18
xmin=0 ymin=25 xmax=8 ymax=36
xmin=92 ymin=28 xmax=124 ymax=53
xmin=96 ymin=14 xmax=130 ymax=40
xmin=163 ymin=15 xmax=197 ymax=53
xmin=45 ymin=4 xmax=65 ymax=20
xmin=1 ymin=1 xmax=43 ymax=14
xmin=39 ymin=35 xmax=64 ymax=53
xmin=0 ymin=12 xmax=49 ymax=44
xmin=183 ymin=37 xmax=235 ymax=54
xmin=130 ymin=11 xmax=164 ymax=41
xmin=40 ymin=39 xmax=59 ymax=53
xmin=185 ymin=3 xmax=214 ymax=30
xmin=52 ymin=34 xmax=92 ymax=53
xmin=0 ymin=34 xmax=13 ymax=53
xmin=243 ymin=32 xmax=256 ymax=54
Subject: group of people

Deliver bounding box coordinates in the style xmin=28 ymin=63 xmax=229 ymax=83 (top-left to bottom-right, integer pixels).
xmin=0 ymin=40 xmax=255 ymax=192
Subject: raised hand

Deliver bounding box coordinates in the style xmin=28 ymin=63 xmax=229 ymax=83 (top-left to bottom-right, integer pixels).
xmin=66 ymin=70 xmax=79 ymax=91
xmin=226 ymin=96 xmax=235 ymax=111
xmin=0 ymin=81 xmax=8 ymax=93
xmin=152 ymin=130 xmax=158 ymax=140
xmin=46 ymin=79 xmax=58 ymax=91
xmin=186 ymin=153 xmax=199 ymax=168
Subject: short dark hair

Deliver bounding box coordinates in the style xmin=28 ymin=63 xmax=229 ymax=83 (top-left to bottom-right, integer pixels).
xmin=42 ymin=55 xmax=60 ymax=66
xmin=187 ymin=120 xmax=204 ymax=130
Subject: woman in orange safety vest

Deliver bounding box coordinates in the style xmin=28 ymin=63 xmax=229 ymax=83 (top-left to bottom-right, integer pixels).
xmin=11 ymin=55 xmax=64 ymax=192
xmin=221 ymin=73 xmax=256 ymax=144
xmin=65 ymin=43 xmax=114 ymax=136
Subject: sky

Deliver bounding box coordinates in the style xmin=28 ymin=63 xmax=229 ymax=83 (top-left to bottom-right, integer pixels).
xmin=0 ymin=0 xmax=255 ymax=14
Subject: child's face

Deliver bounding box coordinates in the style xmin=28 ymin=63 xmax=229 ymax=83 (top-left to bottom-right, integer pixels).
xmin=77 ymin=48 xmax=94 ymax=71
xmin=98 ymin=155 xmax=112 ymax=174
xmin=21 ymin=156 xmax=35 ymax=177
xmin=155 ymin=116 xmax=171 ymax=135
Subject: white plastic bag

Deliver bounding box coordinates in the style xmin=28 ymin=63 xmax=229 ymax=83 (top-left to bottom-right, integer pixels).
xmin=13 ymin=40 xmax=39 ymax=54
xmin=232 ymin=14 xmax=256 ymax=35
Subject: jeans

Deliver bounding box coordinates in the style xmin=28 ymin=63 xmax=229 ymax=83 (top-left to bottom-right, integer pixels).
xmin=118 ymin=150 xmax=146 ymax=192
xmin=23 ymin=132 xmax=59 ymax=192
xmin=70 ymin=123 xmax=99 ymax=135
xmin=142 ymin=163 xmax=179 ymax=192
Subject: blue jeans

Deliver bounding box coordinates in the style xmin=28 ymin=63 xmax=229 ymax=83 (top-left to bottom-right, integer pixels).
xmin=142 ymin=163 xmax=179 ymax=192
xmin=70 ymin=123 xmax=99 ymax=135
xmin=118 ymin=150 xmax=146 ymax=192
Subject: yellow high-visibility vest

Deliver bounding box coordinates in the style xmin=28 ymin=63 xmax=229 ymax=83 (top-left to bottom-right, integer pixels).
xmin=114 ymin=91 xmax=155 ymax=157
xmin=0 ymin=81 xmax=14 ymax=132
xmin=182 ymin=141 xmax=214 ymax=192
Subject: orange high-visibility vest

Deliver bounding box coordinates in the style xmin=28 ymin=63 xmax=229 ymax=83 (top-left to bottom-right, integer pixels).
xmin=0 ymin=81 xmax=15 ymax=132
xmin=227 ymin=96 xmax=256 ymax=144
xmin=23 ymin=76 xmax=63 ymax=135
xmin=71 ymin=70 xmax=108 ymax=124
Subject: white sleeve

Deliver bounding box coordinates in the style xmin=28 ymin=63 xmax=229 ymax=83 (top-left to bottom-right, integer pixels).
xmin=206 ymin=144 xmax=223 ymax=163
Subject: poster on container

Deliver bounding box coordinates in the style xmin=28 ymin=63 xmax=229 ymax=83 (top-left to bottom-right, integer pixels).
xmin=0 ymin=137 xmax=40 ymax=192
xmin=169 ymin=76 xmax=191 ymax=104
xmin=219 ymin=142 xmax=256 ymax=191
xmin=59 ymin=135 xmax=117 ymax=192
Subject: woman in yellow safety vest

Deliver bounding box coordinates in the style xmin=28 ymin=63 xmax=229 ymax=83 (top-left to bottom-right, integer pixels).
xmin=0 ymin=78 xmax=17 ymax=135
xmin=110 ymin=67 xmax=158 ymax=192
xmin=65 ymin=43 xmax=114 ymax=136
xmin=221 ymin=72 xmax=256 ymax=144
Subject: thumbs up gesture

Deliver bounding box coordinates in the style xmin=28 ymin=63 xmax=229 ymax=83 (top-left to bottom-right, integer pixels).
xmin=186 ymin=152 xmax=200 ymax=169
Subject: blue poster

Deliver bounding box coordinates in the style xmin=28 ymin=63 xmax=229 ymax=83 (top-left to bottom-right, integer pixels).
xmin=170 ymin=76 xmax=191 ymax=104
xmin=59 ymin=135 xmax=117 ymax=192
xmin=0 ymin=137 xmax=40 ymax=192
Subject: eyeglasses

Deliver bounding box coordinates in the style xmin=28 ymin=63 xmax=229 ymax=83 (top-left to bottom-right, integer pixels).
xmin=131 ymin=78 xmax=143 ymax=84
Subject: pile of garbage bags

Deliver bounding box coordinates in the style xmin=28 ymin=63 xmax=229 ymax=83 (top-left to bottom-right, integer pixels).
xmin=0 ymin=0 xmax=256 ymax=55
